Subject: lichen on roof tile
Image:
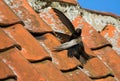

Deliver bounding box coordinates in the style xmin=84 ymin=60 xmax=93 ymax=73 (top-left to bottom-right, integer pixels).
xmin=0 ymin=0 xmax=21 ymax=26
xmin=39 ymin=7 xmax=72 ymax=35
xmin=1 ymin=0 xmax=120 ymax=81
xmin=101 ymin=24 xmax=120 ymax=55
xmin=72 ymin=16 xmax=112 ymax=49
xmin=4 ymin=0 xmax=52 ymax=33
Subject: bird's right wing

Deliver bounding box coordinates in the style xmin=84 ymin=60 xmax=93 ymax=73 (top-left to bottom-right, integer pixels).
xmin=53 ymin=8 xmax=76 ymax=35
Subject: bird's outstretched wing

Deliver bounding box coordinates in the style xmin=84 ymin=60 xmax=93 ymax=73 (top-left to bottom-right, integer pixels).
xmin=53 ymin=8 xmax=76 ymax=35
xmin=54 ymin=37 xmax=82 ymax=51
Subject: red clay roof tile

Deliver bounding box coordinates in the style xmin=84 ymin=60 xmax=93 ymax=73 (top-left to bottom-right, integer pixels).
xmin=84 ymin=57 xmax=112 ymax=78
xmin=0 ymin=28 xmax=19 ymax=51
xmin=64 ymin=69 xmax=92 ymax=81
xmin=83 ymin=43 xmax=96 ymax=56
xmin=93 ymin=46 xmax=120 ymax=80
xmin=0 ymin=60 xmax=15 ymax=79
xmin=3 ymin=24 xmax=50 ymax=62
xmin=33 ymin=60 xmax=68 ymax=81
xmin=72 ymin=16 xmax=112 ymax=49
xmin=0 ymin=0 xmax=21 ymax=26
xmin=0 ymin=0 xmax=120 ymax=81
xmin=101 ymin=24 xmax=120 ymax=55
xmin=37 ymin=33 xmax=81 ymax=71
xmin=0 ymin=48 xmax=46 ymax=81
xmin=4 ymin=0 xmax=52 ymax=33
xmin=94 ymin=77 xmax=116 ymax=81
xmin=59 ymin=0 xmax=77 ymax=5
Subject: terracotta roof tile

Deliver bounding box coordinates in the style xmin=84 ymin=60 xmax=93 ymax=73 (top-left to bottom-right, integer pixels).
xmin=0 ymin=48 xmax=46 ymax=81
xmin=0 ymin=60 xmax=15 ymax=79
xmin=37 ymin=33 xmax=81 ymax=71
xmin=83 ymin=43 xmax=96 ymax=56
xmin=59 ymin=0 xmax=77 ymax=5
xmin=94 ymin=77 xmax=116 ymax=81
xmin=3 ymin=24 xmax=50 ymax=62
xmin=84 ymin=57 xmax=112 ymax=78
xmin=33 ymin=60 xmax=68 ymax=81
xmin=0 ymin=0 xmax=120 ymax=81
xmin=93 ymin=46 xmax=120 ymax=80
xmin=64 ymin=69 xmax=92 ymax=81
xmin=101 ymin=24 xmax=120 ymax=55
xmin=72 ymin=16 xmax=112 ymax=50
xmin=0 ymin=0 xmax=21 ymax=26
xmin=0 ymin=28 xmax=19 ymax=51
xmin=4 ymin=0 xmax=52 ymax=33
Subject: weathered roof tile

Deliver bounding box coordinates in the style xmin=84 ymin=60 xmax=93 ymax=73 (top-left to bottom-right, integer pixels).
xmin=93 ymin=46 xmax=120 ymax=80
xmin=0 ymin=0 xmax=120 ymax=81
xmin=72 ymin=16 xmax=112 ymax=49
xmin=40 ymin=7 xmax=72 ymax=36
xmin=33 ymin=60 xmax=68 ymax=81
xmin=83 ymin=43 xmax=96 ymax=56
xmin=64 ymin=69 xmax=92 ymax=81
xmin=0 ymin=48 xmax=46 ymax=81
xmin=0 ymin=60 xmax=15 ymax=79
xmin=0 ymin=0 xmax=21 ymax=26
xmin=84 ymin=57 xmax=112 ymax=78
xmin=37 ymin=33 xmax=81 ymax=71
xmin=0 ymin=28 xmax=19 ymax=51
xmin=101 ymin=24 xmax=120 ymax=55
xmin=4 ymin=0 xmax=52 ymax=33
xmin=3 ymin=24 xmax=50 ymax=62
xmin=94 ymin=77 xmax=116 ymax=81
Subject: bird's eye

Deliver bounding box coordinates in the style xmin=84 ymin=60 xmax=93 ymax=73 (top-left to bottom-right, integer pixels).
xmin=75 ymin=28 xmax=82 ymax=35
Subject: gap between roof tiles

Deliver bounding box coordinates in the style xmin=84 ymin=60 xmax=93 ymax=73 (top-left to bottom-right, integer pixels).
xmin=91 ymin=44 xmax=112 ymax=50
xmin=0 ymin=77 xmax=16 ymax=81
xmin=77 ymin=66 xmax=115 ymax=80
xmin=0 ymin=46 xmax=21 ymax=53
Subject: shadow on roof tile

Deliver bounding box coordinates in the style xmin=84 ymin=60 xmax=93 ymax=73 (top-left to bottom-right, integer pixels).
xmin=3 ymin=24 xmax=50 ymax=62
xmin=93 ymin=46 xmax=120 ymax=80
xmin=101 ymin=24 xmax=120 ymax=55
xmin=0 ymin=0 xmax=21 ymax=26
xmin=0 ymin=48 xmax=46 ymax=81
xmin=33 ymin=60 xmax=68 ymax=81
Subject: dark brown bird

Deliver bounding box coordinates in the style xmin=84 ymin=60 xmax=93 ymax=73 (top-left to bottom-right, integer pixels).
xmin=53 ymin=8 xmax=93 ymax=64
